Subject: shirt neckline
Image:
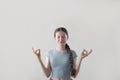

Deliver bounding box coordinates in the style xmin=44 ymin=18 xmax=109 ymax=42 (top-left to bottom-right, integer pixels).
xmin=54 ymin=48 xmax=67 ymax=53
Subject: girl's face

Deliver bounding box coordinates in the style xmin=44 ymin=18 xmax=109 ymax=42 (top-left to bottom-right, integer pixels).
xmin=54 ymin=31 xmax=68 ymax=46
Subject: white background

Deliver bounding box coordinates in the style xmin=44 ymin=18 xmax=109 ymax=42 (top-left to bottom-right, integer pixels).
xmin=0 ymin=0 xmax=120 ymax=80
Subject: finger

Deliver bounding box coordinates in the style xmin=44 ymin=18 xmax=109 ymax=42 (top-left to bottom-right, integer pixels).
xmin=82 ymin=49 xmax=86 ymax=53
xmin=36 ymin=49 xmax=39 ymax=53
xmin=39 ymin=49 xmax=40 ymax=52
xmin=32 ymin=47 xmax=35 ymax=53
xmin=83 ymin=49 xmax=88 ymax=54
xmin=36 ymin=49 xmax=40 ymax=53
xmin=88 ymin=49 xmax=93 ymax=54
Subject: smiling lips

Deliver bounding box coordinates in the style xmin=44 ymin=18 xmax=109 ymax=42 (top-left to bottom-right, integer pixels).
xmin=60 ymin=41 xmax=64 ymax=44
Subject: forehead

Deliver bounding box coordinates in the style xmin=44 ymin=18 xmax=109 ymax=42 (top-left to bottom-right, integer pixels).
xmin=55 ymin=31 xmax=67 ymax=36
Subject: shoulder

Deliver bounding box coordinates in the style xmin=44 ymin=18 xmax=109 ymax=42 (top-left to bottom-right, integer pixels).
xmin=47 ymin=49 xmax=54 ymax=53
xmin=71 ymin=49 xmax=77 ymax=58
xmin=46 ymin=49 xmax=55 ymax=58
xmin=71 ymin=49 xmax=76 ymax=53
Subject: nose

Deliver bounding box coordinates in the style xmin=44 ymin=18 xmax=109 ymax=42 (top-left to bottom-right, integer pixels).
xmin=59 ymin=37 xmax=63 ymax=42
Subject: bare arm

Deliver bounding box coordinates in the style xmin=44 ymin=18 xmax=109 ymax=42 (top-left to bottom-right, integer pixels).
xmin=73 ymin=49 xmax=93 ymax=78
xmin=32 ymin=48 xmax=51 ymax=78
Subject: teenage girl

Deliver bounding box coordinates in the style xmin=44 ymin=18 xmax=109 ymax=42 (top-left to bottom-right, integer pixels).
xmin=32 ymin=27 xmax=92 ymax=80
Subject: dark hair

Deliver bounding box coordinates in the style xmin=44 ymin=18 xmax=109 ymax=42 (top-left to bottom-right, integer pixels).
xmin=54 ymin=27 xmax=69 ymax=38
xmin=54 ymin=27 xmax=76 ymax=77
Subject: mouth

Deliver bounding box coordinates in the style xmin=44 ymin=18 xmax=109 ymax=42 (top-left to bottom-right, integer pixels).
xmin=60 ymin=41 xmax=64 ymax=43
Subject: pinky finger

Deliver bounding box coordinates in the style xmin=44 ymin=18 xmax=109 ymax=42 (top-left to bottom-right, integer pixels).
xmin=32 ymin=47 xmax=35 ymax=53
xmin=88 ymin=49 xmax=93 ymax=54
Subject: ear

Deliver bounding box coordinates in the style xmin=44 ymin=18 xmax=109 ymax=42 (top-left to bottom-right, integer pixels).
xmin=66 ymin=37 xmax=68 ymax=41
xmin=54 ymin=36 xmax=56 ymax=40
xmin=66 ymin=38 xmax=68 ymax=41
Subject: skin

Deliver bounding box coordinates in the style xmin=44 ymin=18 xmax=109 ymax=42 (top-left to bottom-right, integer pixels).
xmin=32 ymin=31 xmax=93 ymax=80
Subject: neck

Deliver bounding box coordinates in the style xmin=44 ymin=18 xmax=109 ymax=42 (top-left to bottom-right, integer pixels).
xmin=56 ymin=45 xmax=66 ymax=51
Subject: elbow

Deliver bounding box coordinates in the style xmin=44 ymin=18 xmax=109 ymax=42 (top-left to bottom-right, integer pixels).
xmin=74 ymin=72 xmax=78 ymax=78
xmin=72 ymin=74 xmax=77 ymax=78
xmin=74 ymin=74 xmax=77 ymax=78
xmin=71 ymin=69 xmax=77 ymax=78
xmin=45 ymin=75 xmax=50 ymax=78
xmin=46 ymin=75 xmax=50 ymax=78
xmin=46 ymin=72 xmax=51 ymax=78
xmin=45 ymin=74 xmax=50 ymax=78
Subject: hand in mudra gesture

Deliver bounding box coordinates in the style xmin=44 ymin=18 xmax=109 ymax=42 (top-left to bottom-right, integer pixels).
xmin=81 ymin=49 xmax=93 ymax=59
xmin=32 ymin=47 xmax=41 ymax=58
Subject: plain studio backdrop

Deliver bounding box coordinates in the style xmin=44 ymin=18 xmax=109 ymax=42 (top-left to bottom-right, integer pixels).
xmin=0 ymin=0 xmax=120 ymax=80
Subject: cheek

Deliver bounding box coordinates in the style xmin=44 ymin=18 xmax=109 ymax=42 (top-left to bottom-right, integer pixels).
xmin=62 ymin=38 xmax=67 ymax=43
xmin=54 ymin=37 xmax=59 ymax=42
xmin=64 ymin=39 xmax=67 ymax=42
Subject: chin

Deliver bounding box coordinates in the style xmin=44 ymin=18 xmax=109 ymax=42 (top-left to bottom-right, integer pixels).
xmin=60 ymin=43 xmax=66 ymax=46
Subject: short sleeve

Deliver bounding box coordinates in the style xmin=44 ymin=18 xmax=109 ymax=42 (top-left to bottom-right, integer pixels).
xmin=71 ymin=50 xmax=77 ymax=58
xmin=45 ymin=51 xmax=50 ymax=59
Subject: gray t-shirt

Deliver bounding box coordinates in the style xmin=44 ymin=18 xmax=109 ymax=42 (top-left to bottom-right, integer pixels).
xmin=46 ymin=49 xmax=77 ymax=78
